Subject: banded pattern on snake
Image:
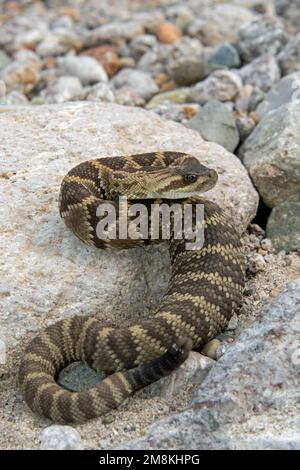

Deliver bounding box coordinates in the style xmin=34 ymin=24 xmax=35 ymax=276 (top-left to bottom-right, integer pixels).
xmin=19 ymin=152 xmax=245 ymax=423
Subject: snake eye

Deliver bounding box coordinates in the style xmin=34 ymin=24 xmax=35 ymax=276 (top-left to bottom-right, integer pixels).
xmin=184 ymin=174 xmax=197 ymax=183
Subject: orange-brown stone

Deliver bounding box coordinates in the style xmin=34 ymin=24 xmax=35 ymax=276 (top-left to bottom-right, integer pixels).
xmin=81 ymin=46 xmax=121 ymax=77
xmin=155 ymin=22 xmax=181 ymax=44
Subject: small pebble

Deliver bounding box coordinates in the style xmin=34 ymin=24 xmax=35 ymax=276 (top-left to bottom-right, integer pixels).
xmin=248 ymin=253 xmax=266 ymax=274
xmin=248 ymin=224 xmax=265 ymax=236
xmin=146 ymin=87 xmax=192 ymax=108
xmin=207 ymin=43 xmax=241 ymax=69
xmin=40 ymin=426 xmax=84 ymax=450
xmin=167 ymin=37 xmax=205 ymax=86
xmin=85 ymin=82 xmax=115 ymax=102
xmin=238 ymin=54 xmax=280 ymax=92
xmin=5 ymin=91 xmax=29 ymax=105
xmin=124 ymin=424 xmax=137 ymax=433
xmin=155 ymin=22 xmax=182 ymax=44
xmin=0 ymin=50 xmax=42 ymax=94
xmin=269 ymin=288 xmax=280 ymax=298
xmin=260 ymin=238 xmax=273 ymax=252
xmin=130 ymin=35 xmax=158 ymax=60
xmin=42 ymin=76 xmax=83 ymax=104
xmin=111 ymin=68 xmax=159 ymax=101
xmin=102 ymin=414 xmax=116 ymax=425
xmin=114 ymin=86 xmax=145 ymax=106
xmin=243 ymin=285 xmax=256 ymax=296
xmin=81 ymin=45 xmax=121 ymax=78
xmin=37 ymin=30 xmax=82 ymax=57
xmin=57 ymin=55 xmax=108 ymax=86
xmin=226 ymin=314 xmax=239 ymax=331
xmin=215 ymin=342 xmax=230 ymax=360
xmin=264 ymin=254 xmax=273 ymax=263
xmin=201 ymin=339 xmax=221 ymax=359
xmin=284 ymin=256 xmax=293 ymax=267
xmin=191 ymin=70 xmax=242 ymax=104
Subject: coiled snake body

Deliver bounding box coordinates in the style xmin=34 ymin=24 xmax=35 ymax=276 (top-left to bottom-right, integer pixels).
xmin=19 ymin=152 xmax=245 ymax=423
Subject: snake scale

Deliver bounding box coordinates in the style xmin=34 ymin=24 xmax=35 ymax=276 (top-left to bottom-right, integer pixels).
xmin=19 ymin=152 xmax=245 ymax=423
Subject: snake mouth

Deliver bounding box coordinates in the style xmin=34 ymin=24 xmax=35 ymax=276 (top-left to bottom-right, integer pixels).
xmin=200 ymin=168 xmax=218 ymax=192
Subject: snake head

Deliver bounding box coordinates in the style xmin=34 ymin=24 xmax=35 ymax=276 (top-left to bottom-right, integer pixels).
xmin=107 ymin=153 xmax=218 ymax=200
xmin=141 ymin=154 xmax=218 ymax=199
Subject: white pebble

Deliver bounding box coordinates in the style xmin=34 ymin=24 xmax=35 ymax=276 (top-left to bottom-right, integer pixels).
xmin=40 ymin=425 xmax=84 ymax=450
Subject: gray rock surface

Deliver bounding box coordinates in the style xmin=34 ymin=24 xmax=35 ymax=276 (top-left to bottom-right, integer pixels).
xmin=236 ymin=85 xmax=265 ymax=113
xmin=40 ymin=425 xmax=84 ymax=450
xmin=185 ymin=100 xmax=240 ymax=152
xmin=207 ymin=43 xmax=241 ymax=69
xmin=58 ymin=362 xmax=104 ymax=392
xmin=266 ymin=200 xmax=300 ymax=252
xmin=248 ymin=86 xmax=265 ymax=111
xmin=240 ymin=101 xmax=300 ymax=207
xmin=191 ymin=69 xmax=242 ymax=104
xmin=118 ymin=279 xmax=300 ymax=450
xmin=257 ymin=71 xmax=300 ymax=118
xmin=187 ymin=4 xmax=255 ymax=46
xmin=167 ymin=37 xmax=205 ymax=86
xmin=236 ymin=113 xmax=256 ymax=142
xmin=0 ymin=101 xmax=258 ymax=373
xmin=275 ymin=0 xmax=300 ymax=32
xmin=238 ymin=53 xmax=281 ymax=92
xmin=277 ymin=33 xmax=300 ymax=75
xmin=238 ymin=16 xmax=287 ymax=63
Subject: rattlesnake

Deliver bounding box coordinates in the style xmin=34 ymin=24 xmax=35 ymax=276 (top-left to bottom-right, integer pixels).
xmin=19 ymin=152 xmax=245 ymax=423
